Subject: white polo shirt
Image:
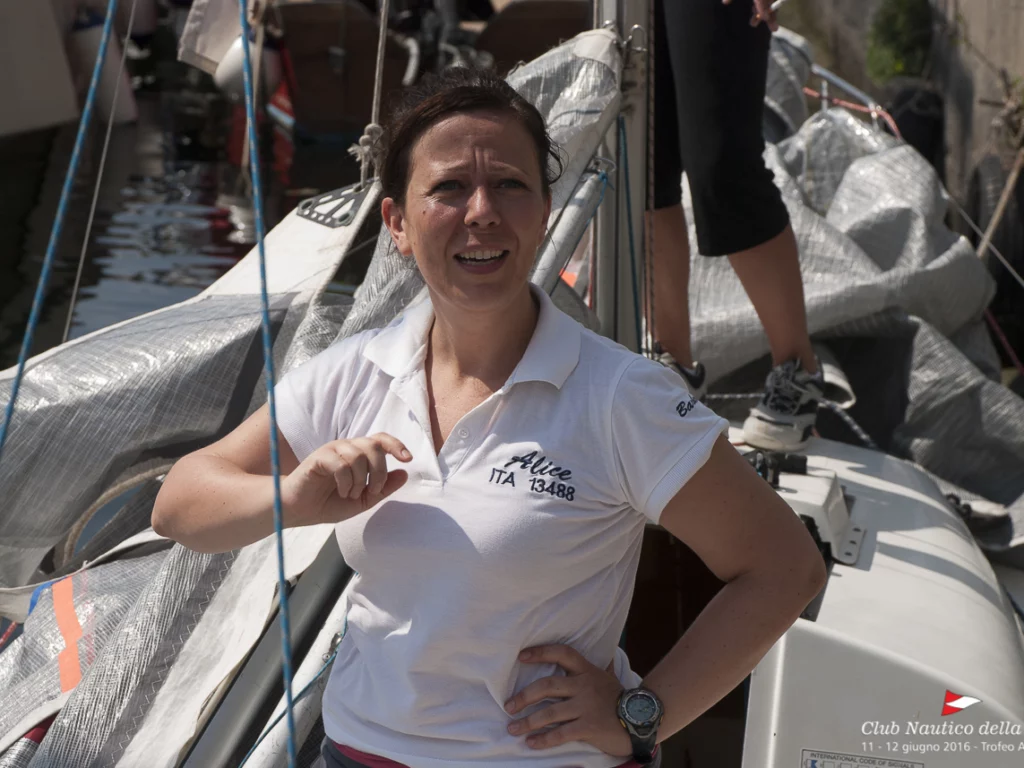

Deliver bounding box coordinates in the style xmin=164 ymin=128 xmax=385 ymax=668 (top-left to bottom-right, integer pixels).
xmin=275 ymin=286 xmax=728 ymax=768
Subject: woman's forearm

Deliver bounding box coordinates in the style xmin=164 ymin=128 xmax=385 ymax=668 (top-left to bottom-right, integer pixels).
xmin=642 ymin=564 xmax=824 ymax=742
xmin=152 ymin=454 xmax=281 ymax=553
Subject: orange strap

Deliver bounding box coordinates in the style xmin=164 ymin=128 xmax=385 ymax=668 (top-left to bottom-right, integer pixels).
xmin=52 ymin=577 xmax=83 ymax=692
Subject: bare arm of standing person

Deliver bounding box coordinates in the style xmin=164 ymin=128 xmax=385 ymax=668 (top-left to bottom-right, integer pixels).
xmin=723 ymin=0 xmax=780 ymax=31
xmin=505 ymin=434 xmax=826 ymax=757
xmin=152 ymin=402 xmax=412 ymax=553
xmin=632 ymin=434 xmax=825 ymax=738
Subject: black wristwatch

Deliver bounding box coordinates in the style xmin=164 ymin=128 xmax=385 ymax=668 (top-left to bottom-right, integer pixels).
xmin=616 ymin=687 xmax=663 ymax=765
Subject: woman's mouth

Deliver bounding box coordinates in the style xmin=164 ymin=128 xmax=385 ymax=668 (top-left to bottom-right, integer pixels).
xmin=454 ymin=249 xmax=509 ymax=273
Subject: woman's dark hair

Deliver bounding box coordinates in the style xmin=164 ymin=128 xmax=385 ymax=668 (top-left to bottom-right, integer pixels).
xmin=376 ymin=67 xmax=563 ymax=206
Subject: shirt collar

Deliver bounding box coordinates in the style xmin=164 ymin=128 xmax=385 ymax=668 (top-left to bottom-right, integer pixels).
xmin=363 ymin=283 xmax=582 ymax=390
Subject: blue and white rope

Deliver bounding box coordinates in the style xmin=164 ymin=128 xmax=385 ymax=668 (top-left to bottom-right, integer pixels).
xmin=237 ymin=1 xmax=297 ymax=765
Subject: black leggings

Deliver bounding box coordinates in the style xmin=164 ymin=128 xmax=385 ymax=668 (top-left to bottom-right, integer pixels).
xmin=652 ymin=0 xmax=790 ymax=256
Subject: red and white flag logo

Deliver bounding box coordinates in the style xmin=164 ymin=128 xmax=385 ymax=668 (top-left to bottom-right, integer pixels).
xmin=941 ymin=689 xmax=981 ymax=716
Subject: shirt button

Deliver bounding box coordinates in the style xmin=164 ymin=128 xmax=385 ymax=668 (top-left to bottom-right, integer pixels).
xmin=457 ymin=428 xmax=470 ymax=439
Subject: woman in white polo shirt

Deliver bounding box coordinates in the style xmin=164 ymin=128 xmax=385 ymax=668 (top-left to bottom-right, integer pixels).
xmin=153 ymin=67 xmax=827 ymax=768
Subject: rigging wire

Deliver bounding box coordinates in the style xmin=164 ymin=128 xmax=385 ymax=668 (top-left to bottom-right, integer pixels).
xmin=62 ymin=0 xmax=142 ymax=344
xmin=947 ymin=196 xmax=1024 ymax=379
xmin=238 ymin=615 xmax=350 ymax=767
xmin=0 ymin=0 xmax=122 ymax=465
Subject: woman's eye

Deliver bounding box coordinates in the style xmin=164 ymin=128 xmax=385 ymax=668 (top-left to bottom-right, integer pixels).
xmin=432 ymin=180 xmax=462 ymax=192
xmin=498 ymin=179 xmax=526 ymax=189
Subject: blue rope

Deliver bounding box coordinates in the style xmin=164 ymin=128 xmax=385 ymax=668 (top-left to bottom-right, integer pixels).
xmin=237 ymin=3 xmax=297 ymax=765
xmin=0 ymin=0 xmax=121 ymax=466
xmin=618 ymin=115 xmax=643 ymax=354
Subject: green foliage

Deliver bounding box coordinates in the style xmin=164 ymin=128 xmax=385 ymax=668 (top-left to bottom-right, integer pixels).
xmin=866 ymin=0 xmax=933 ymax=84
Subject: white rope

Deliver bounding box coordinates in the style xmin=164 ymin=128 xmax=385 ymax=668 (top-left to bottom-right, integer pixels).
xmin=350 ymin=0 xmax=391 ymax=187
xmin=62 ymin=0 xmax=140 ymax=344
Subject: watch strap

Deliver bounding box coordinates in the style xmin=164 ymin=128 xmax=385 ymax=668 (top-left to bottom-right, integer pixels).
xmin=626 ymin=731 xmax=656 ymax=764
xmin=617 ymin=688 xmax=662 ymax=764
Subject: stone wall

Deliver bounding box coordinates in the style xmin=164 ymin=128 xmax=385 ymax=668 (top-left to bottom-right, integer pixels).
xmin=931 ymin=0 xmax=1024 ymax=200
xmin=779 ymin=0 xmax=1024 ymax=201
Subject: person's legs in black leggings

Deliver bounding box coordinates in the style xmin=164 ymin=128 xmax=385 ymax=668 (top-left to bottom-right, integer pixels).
xmin=656 ymin=0 xmax=820 ymax=449
xmin=650 ymin=0 xmax=695 ymax=369
xmin=662 ymin=0 xmax=789 ymax=257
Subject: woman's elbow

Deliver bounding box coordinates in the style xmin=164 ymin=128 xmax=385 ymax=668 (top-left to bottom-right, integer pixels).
xmin=151 ymin=485 xmax=179 ymax=541
xmin=790 ymin=535 xmax=828 ymax=603
xmin=151 ymin=493 xmax=210 ymax=552
xmin=804 ymin=550 xmax=828 ymax=596
xmin=151 ymin=461 xmax=194 ymax=544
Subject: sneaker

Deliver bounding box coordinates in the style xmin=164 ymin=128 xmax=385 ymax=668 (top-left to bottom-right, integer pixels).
xmin=742 ymin=359 xmax=824 ymax=451
xmin=654 ymin=345 xmax=708 ymax=401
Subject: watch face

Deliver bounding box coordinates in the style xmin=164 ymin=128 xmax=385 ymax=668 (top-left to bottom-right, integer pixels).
xmin=624 ymin=691 xmax=660 ymax=725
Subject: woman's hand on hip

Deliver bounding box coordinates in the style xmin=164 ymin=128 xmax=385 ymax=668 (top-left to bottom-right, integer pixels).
xmin=504 ymin=644 xmax=631 ymax=758
xmin=282 ymin=433 xmax=411 ymax=527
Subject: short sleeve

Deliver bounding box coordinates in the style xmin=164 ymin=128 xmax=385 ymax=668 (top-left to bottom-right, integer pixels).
xmin=609 ymin=358 xmax=729 ymax=524
xmin=274 ymin=332 xmax=376 ymax=462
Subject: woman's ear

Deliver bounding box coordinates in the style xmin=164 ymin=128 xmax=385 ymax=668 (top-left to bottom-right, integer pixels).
xmin=381 ymin=197 xmax=412 ymax=256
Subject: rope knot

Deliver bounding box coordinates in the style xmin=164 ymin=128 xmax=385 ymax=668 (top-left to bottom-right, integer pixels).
xmin=350 ymin=122 xmax=384 ymax=186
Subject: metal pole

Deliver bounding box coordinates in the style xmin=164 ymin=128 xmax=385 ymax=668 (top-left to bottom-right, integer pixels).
xmin=593 ymin=130 xmax=618 ymax=337
xmin=592 ymin=0 xmax=620 ymax=337
xmin=614 ymin=0 xmax=649 ymax=352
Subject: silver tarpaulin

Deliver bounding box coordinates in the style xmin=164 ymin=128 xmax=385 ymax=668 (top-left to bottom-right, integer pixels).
xmin=690 ymin=109 xmax=1024 ymax=547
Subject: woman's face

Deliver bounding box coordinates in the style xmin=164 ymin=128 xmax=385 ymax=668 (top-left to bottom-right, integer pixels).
xmin=383 ymin=110 xmax=551 ymax=319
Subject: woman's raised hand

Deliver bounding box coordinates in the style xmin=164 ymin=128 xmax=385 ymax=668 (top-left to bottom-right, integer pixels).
xmin=282 ymin=433 xmax=412 ymax=527
xmin=504 ymin=645 xmax=632 ymax=758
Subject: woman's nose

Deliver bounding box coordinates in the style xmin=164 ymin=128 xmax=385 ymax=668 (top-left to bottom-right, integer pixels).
xmin=464 ymin=185 xmax=500 ymax=228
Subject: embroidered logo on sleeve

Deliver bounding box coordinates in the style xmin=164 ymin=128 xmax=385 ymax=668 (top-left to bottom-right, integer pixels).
xmin=676 ymin=396 xmax=697 ymax=418
xmin=488 ymin=450 xmax=576 ymax=501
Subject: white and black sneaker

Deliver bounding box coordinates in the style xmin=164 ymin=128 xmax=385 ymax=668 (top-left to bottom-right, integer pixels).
xmin=654 ymin=344 xmax=708 ymax=401
xmin=742 ymin=359 xmax=824 ymax=451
